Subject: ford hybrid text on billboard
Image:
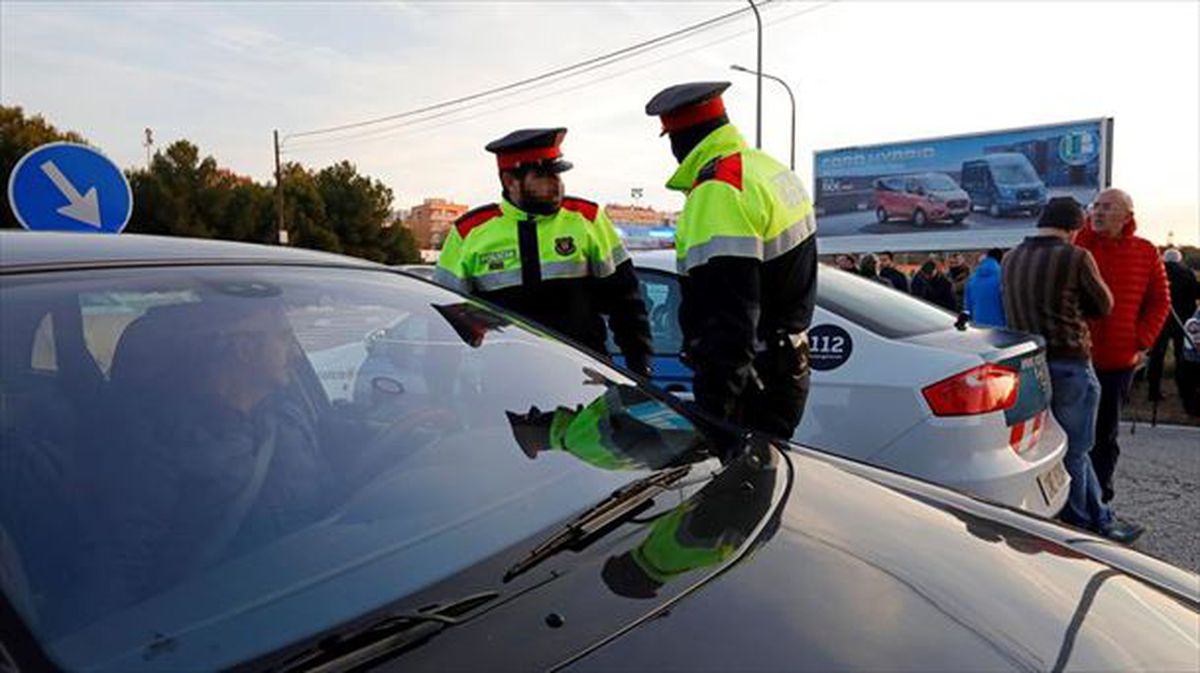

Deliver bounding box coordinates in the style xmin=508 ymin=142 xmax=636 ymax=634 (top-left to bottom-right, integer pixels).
xmin=813 ymin=119 xmax=1112 ymax=253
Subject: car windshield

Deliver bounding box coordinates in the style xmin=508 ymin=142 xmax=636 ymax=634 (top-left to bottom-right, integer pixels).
xmin=991 ymin=161 xmax=1039 ymax=185
xmin=818 ymin=266 xmax=956 ymax=338
xmin=0 ymin=265 xmax=721 ymax=672
xmin=921 ymin=174 xmax=959 ymax=191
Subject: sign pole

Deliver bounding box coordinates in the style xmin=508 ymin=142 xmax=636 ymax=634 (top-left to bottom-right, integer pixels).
xmin=273 ymin=129 xmax=286 ymax=245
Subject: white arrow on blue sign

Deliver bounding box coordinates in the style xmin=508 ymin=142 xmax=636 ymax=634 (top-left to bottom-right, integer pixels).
xmin=6 ymin=142 xmax=133 ymax=234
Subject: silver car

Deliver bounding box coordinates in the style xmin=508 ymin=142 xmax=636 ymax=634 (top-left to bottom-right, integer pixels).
xmin=628 ymin=249 xmax=1070 ymax=516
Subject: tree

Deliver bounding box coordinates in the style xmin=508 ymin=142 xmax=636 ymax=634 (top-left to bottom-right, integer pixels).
xmin=1 ymin=105 xmax=87 ymax=229
xmin=126 ymin=140 xmax=276 ymax=243
xmin=314 ymin=161 xmax=396 ymax=263
xmin=5 ymin=106 xmax=418 ymax=263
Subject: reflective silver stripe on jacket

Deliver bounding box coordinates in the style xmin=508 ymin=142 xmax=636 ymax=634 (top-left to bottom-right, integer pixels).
xmin=433 ymin=267 xmax=472 ymax=293
xmin=763 ymin=212 xmax=816 ymax=261
xmin=473 ymin=269 xmax=524 ymax=292
xmin=678 ymin=214 xmax=815 ymax=274
xmin=678 ymin=235 xmax=763 ymax=274
xmin=611 ymin=244 xmax=630 ymax=268
xmin=542 ymin=260 xmax=591 ymax=281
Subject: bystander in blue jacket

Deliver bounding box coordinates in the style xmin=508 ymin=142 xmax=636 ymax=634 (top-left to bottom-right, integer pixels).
xmin=964 ymin=249 xmax=1006 ymax=327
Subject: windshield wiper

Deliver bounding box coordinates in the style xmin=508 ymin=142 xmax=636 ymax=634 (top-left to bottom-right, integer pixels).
xmin=503 ymin=465 xmax=693 ymax=583
xmin=273 ymin=591 xmax=499 ymax=673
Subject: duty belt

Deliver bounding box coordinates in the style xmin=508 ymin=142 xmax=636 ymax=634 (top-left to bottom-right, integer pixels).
xmin=754 ymin=330 xmax=808 ymax=354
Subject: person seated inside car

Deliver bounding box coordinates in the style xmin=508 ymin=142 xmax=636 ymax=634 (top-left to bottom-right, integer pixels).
xmin=87 ymin=287 xmax=337 ymax=611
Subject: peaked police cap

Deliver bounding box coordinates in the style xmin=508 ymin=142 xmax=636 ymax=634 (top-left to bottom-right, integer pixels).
xmin=485 ymin=127 xmax=573 ymax=173
xmin=644 ymin=81 xmax=731 ymax=135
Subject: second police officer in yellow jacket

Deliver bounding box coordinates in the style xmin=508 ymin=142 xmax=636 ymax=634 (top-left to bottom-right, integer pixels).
xmin=436 ymin=128 xmax=654 ymax=376
xmin=644 ymin=82 xmax=818 ymax=439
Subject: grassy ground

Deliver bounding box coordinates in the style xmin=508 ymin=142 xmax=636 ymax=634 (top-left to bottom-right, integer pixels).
xmin=1125 ymin=349 xmax=1199 ymax=427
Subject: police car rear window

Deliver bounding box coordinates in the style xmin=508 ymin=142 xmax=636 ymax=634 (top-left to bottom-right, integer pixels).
xmin=818 ymin=266 xmax=956 ymax=339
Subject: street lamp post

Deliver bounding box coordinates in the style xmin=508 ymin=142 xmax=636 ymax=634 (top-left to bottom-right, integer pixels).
xmin=746 ymin=0 xmax=763 ymax=150
xmin=731 ymin=64 xmax=795 ymax=170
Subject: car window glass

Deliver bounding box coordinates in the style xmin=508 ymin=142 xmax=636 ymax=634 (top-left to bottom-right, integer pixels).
xmin=818 ymin=266 xmax=956 ymax=338
xmin=79 ymin=291 xmax=198 ymax=375
xmin=0 ymin=265 xmax=721 ymax=672
xmin=923 ymin=174 xmax=958 ymax=191
xmin=30 ymin=314 xmax=56 ymax=372
xmin=641 ymin=271 xmax=683 ymax=354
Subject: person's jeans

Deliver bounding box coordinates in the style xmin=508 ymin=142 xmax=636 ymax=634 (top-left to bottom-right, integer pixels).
xmin=1048 ymin=359 xmax=1113 ymax=531
xmin=1092 ymin=368 xmax=1134 ymax=502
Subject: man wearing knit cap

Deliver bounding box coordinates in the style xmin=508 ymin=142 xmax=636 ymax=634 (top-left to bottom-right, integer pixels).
xmin=1002 ymin=196 xmax=1143 ymax=543
xmin=435 ymin=128 xmax=653 ymax=376
xmin=644 ymin=82 xmax=818 ymax=440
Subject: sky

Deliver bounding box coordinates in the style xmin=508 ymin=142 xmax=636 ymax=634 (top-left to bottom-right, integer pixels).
xmin=2 ymin=0 xmax=1198 ymax=245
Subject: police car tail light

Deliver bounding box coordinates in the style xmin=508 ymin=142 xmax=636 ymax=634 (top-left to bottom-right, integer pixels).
xmin=922 ymin=364 xmax=1019 ymax=417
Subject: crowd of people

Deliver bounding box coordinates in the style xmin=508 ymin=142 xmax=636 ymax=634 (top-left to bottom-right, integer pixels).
xmin=834 ymin=249 xmax=1009 ymax=325
xmin=834 ymin=191 xmax=1199 ymax=542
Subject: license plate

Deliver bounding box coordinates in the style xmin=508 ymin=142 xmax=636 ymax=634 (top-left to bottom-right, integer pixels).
xmin=1036 ymin=462 xmax=1069 ymax=507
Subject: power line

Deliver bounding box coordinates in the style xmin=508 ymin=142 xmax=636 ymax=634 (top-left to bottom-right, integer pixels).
xmin=282 ymin=9 xmax=761 ymax=152
xmin=283 ymin=1 xmax=778 ymax=142
xmin=281 ymin=0 xmax=837 ymax=155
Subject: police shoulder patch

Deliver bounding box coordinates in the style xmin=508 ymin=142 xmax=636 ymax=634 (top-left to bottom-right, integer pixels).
xmin=454 ymin=203 xmax=503 ymax=238
xmin=693 ymin=153 xmax=744 ymax=191
xmin=561 ymin=196 xmax=599 ymax=222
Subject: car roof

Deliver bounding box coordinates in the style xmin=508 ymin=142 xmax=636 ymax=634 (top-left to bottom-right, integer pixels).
xmin=0 ymin=231 xmax=383 ymax=272
xmin=630 ymin=248 xmax=677 ymax=273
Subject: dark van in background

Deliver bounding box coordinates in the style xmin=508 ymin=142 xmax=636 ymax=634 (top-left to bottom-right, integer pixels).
xmin=961 ymin=153 xmax=1048 ymax=218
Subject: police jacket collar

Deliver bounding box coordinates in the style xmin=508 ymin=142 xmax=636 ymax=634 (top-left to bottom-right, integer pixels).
xmin=665 ymin=124 xmax=748 ymax=193
xmin=500 ymin=197 xmax=561 ymax=221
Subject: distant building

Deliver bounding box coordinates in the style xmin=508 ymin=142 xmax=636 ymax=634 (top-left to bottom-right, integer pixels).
xmin=605 ymin=203 xmax=678 ymax=251
xmin=605 ymin=203 xmax=673 ymax=227
xmin=404 ymin=198 xmax=468 ymax=249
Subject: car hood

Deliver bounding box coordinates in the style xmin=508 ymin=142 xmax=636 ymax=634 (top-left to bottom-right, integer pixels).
xmin=569 ymin=446 xmax=1199 ymax=672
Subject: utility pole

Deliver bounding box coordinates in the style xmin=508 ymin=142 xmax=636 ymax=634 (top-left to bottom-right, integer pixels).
xmin=142 ymin=128 xmax=154 ymax=169
xmin=747 ymin=0 xmax=763 ymax=150
xmin=731 ymin=65 xmax=796 ymax=170
xmin=273 ymin=129 xmax=286 ymax=245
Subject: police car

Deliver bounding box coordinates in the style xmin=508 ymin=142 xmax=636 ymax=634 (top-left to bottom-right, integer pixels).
xmin=624 ymin=249 xmax=1070 ymax=517
xmin=7 ymin=232 xmax=1197 ymax=673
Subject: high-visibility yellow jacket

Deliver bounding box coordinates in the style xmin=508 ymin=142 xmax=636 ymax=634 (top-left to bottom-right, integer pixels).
xmin=666 ymin=124 xmax=819 ymax=421
xmin=435 ymin=197 xmax=652 ymax=372
xmin=543 ymin=383 xmax=699 ymax=471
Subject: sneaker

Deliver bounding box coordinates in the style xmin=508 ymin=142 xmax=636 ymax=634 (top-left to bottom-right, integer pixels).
xmin=1099 ymin=518 xmax=1145 ymax=544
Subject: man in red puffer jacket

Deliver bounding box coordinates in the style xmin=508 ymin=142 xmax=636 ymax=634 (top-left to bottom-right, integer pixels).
xmin=1076 ymin=188 xmax=1170 ymax=503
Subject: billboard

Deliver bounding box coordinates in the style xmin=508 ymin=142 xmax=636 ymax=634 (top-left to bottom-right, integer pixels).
xmin=813 ymin=118 xmax=1112 ymax=253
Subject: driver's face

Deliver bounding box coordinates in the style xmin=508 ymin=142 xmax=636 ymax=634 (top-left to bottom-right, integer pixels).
xmin=255 ymin=324 xmax=296 ymax=387
xmin=232 ymin=311 xmax=295 ymax=388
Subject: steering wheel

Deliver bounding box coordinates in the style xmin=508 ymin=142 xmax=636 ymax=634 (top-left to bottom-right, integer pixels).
xmin=343 ymin=392 xmax=462 ymax=489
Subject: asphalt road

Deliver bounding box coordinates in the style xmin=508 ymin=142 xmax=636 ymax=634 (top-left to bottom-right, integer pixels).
xmin=1112 ymin=422 xmax=1200 ymax=574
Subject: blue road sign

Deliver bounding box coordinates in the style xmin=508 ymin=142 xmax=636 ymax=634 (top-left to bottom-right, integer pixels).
xmin=6 ymin=142 xmax=133 ymax=233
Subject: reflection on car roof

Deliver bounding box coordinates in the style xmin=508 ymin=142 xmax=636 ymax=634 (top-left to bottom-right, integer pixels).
xmin=0 ymin=231 xmax=384 ymax=271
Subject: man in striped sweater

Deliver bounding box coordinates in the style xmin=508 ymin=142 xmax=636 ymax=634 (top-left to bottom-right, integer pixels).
xmin=1003 ymin=197 xmax=1143 ymax=543
xmin=1076 ymin=189 xmax=1171 ymax=503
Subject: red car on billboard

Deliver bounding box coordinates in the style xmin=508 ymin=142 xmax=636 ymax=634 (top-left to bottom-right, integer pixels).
xmin=873 ymin=172 xmax=971 ymax=226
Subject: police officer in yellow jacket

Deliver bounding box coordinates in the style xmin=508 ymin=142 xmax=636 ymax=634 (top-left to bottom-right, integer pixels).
xmin=436 ymin=128 xmax=653 ymax=376
xmin=644 ymin=82 xmax=818 ymax=438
